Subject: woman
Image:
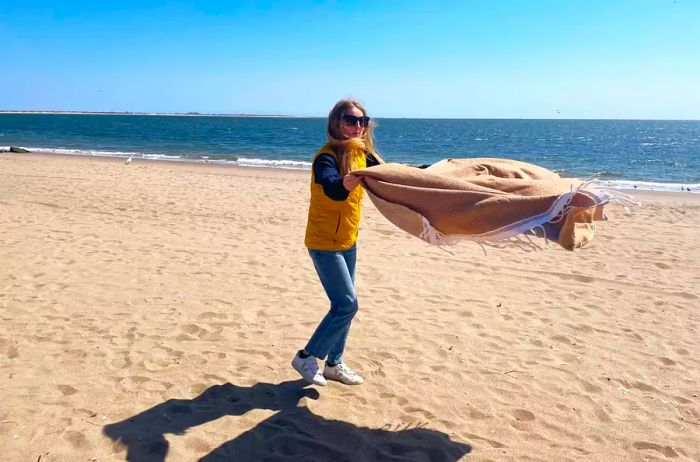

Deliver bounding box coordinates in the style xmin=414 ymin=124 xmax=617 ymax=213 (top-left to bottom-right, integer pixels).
xmin=292 ymin=99 xmax=383 ymax=386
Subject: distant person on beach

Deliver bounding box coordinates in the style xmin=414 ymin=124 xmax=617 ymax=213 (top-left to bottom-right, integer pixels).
xmin=292 ymin=99 xmax=383 ymax=386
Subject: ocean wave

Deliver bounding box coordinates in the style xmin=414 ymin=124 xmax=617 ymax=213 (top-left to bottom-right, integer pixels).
xmin=598 ymin=179 xmax=699 ymax=193
xmin=1 ymin=146 xmax=312 ymax=170
xmin=142 ymin=154 xmax=183 ymax=161
xmin=236 ymin=157 xmax=311 ymax=169
xmin=1 ymin=146 xmax=146 ymax=158
xmin=3 ymin=145 xmax=696 ymax=192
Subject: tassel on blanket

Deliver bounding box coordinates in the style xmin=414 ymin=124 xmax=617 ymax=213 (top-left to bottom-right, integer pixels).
xmin=356 ymin=158 xmax=613 ymax=251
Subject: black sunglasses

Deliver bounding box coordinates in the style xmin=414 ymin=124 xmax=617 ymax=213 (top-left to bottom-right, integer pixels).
xmin=341 ymin=114 xmax=370 ymax=127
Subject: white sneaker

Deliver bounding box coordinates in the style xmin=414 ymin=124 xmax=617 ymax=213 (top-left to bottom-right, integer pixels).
xmin=323 ymin=362 xmax=364 ymax=385
xmin=292 ymin=352 xmax=327 ymax=386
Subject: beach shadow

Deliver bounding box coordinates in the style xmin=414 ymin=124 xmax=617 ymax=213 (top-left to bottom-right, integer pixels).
xmin=103 ymin=379 xmax=318 ymax=462
xmin=103 ymin=380 xmax=471 ymax=462
xmin=200 ymin=405 xmax=471 ymax=462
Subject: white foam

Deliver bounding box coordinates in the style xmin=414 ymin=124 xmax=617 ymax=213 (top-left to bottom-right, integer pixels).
xmin=1 ymin=146 xmax=312 ymax=170
xmin=235 ymin=157 xmax=311 ymax=169
xmin=142 ymin=154 xmax=182 ymax=160
xmin=599 ymin=179 xmax=699 ymax=193
xmin=7 ymin=146 xmax=144 ymax=158
xmin=3 ymin=146 xmax=693 ymax=188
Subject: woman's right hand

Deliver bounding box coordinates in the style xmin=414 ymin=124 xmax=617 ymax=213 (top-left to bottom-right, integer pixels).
xmin=343 ymin=174 xmax=361 ymax=191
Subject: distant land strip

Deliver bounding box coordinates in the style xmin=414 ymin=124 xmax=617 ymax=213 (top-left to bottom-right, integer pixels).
xmin=0 ymin=110 xmax=306 ymax=118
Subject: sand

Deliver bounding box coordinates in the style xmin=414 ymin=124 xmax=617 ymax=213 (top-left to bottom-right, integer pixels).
xmin=1 ymin=152 xmax=698 ymax=462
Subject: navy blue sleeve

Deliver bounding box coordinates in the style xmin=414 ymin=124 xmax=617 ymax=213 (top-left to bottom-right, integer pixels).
xmin=313 ymin=154 xmax=350 ymax=201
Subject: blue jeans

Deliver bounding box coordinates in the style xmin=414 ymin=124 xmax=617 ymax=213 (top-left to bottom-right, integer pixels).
xmin=305 ymin=245 xmax=358 ymax=365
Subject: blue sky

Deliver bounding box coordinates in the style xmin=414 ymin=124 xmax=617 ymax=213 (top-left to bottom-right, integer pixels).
xmin=1 ymin=1 xmax=699 ymax=119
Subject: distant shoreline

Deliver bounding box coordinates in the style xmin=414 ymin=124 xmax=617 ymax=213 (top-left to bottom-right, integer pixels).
xmin=2 ymin=150 xmax=697 ymax=194
xmin=1 ymin=110 xmax=699 ymax=121
xmin=0 ymin=110 xmax=308 ymax=118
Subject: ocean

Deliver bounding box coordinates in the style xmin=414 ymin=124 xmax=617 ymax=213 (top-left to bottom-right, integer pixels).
xmin=1 ymin=113 xmax=698 ymax=192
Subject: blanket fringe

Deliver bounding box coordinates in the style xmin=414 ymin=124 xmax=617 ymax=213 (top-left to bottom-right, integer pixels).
xmin=414 ymin=178 xmax=627 ymax=252
xmin=419 ymin=211 xmax=551 ymax=253
xmin=418 ymin=215 xmax=458 ymax=246
xmin=604 ymin=189 xmax=641 ymax=213
xmin=582 ymin=178 xmax=641 ymax=212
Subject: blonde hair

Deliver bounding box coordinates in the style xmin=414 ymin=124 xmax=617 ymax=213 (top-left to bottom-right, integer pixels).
xmin=326 ymin=99 xmax=384 ymax=175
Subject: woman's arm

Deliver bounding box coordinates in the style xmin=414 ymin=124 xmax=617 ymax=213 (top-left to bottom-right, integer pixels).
xmin=313 ymin=154 xmax=351 ymax=200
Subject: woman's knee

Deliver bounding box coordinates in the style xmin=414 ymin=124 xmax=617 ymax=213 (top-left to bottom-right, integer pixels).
xmin=331 ymin=297 xmax=358 ymax=316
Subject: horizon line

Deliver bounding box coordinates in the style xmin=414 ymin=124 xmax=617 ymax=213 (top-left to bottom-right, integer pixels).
xmin=1 ymin=109 xmax=698 ymax=122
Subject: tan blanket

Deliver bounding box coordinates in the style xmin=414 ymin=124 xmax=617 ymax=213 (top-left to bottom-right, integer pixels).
xmin=354 ymin=158 xmax=609 ymax=250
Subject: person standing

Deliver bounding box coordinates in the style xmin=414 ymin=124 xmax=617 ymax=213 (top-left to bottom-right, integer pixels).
xmin=292 ymin=99 xmax=383 ymax=386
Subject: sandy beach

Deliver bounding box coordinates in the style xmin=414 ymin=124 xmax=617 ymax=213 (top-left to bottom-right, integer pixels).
xmin=1 ymin=152 xmax=698 ymax=461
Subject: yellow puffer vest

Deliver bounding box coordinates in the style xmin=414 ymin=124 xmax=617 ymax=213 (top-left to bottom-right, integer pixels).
xmin=304 ymin=144 xmax=367 ymax=251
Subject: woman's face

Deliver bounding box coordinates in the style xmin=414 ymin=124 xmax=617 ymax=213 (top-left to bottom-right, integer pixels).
xmin=339 ymin=106 xmax=366 ymax=139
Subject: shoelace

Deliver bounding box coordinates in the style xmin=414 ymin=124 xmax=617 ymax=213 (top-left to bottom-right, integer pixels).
xmin=336 ymin=363 xmax=357 ymax=378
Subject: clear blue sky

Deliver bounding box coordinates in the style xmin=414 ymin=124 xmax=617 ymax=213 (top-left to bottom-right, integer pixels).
xmin=1 ymin=1 xmax=699 ymax=119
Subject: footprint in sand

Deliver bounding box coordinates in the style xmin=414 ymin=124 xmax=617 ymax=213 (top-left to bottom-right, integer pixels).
xmin=109 ymin=355 xmax=132 ymax=370
xmin=374 ymin=351 xmax=399 ymax=361
xmin=550 ymin=334 xmax=572 ymax=345
xmin=595 ymin=407 xmax=612 ymax=422
xmin=64 ymin=430 xmax=89 ymax=449
xmin=678 ymin=405 xmax=700 ymax=424
xmin=511 ymin=409 xmax=536 ymax=422
xmin=367 ymin=360 xmax=386 ymax=377
xmin=466 ymin=405 xmax=492 ymax=420
xmin=632 ymin=442 xmax=679 ymax=458
xmin=181 ymin=323 xmax=210 ymax=338
xmin=404 ymin=407 xmax=436 ymax=419
xmin=5 ymin=345 xmax=19 ymax=359
xmin=375 ymin=228 xmax=397 ymax=237
xmin=378 ymin=392 xmax=409 ymax=406
xmin=57 ymin=385 xmax=79 ymax=396
xmin=580 ymin=380 xmax=602 ymax=394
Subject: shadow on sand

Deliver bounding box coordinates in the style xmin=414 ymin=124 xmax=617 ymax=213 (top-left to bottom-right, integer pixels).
xmin=103 ymin=379 xmax=471 ymax=461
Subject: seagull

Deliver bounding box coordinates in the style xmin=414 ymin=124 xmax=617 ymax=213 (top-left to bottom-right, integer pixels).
xmin=125 ymin=156 xmax=133 ymax=165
